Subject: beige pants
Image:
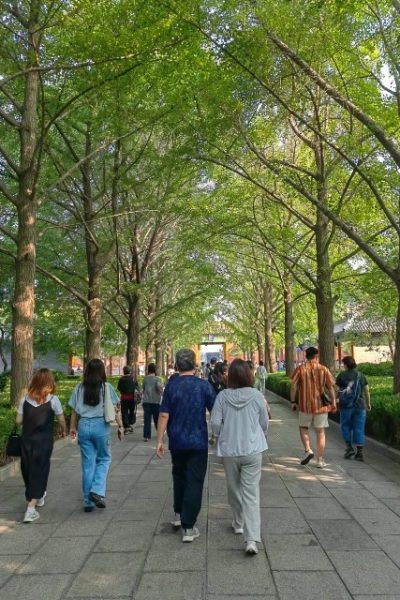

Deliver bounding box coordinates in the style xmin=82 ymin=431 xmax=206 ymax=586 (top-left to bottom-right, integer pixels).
xmin=222 ymin=453 xmax=263 ymax=543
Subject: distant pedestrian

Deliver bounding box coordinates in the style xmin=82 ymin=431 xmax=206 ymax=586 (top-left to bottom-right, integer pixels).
xmin=142 ymin=363 xmax=163 ymax=441
xmin=290 ymin=347 xmax=336 ymax=468
xmin=69 ymin=359 xmax=123 ymax=511
xmin=255 ymin=360 xmax=268 ymax=396
xmin=211 ymin=359 xmax=268 ymax=556
xmin=208 ymin=361 xmax=228 ymax=394
xmin=156 ymin=349 xmax=216 ymax=542
xmin=16 ymin=369 xmax=66 ymax=523
xmin=336 ymin=356 xmax=371 ymax=461
xmin=117 ymin=366 xmax=141 ymax=434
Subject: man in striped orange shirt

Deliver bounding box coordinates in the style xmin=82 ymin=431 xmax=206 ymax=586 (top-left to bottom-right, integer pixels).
xmin=290 ymin=347 xmax=337 ymax=468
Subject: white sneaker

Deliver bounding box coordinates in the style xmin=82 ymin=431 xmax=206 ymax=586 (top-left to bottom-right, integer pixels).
xmin=316 ymin=458 xmax=327 ymax=469
xmin=36 ymin=491 xmax=47 ymax=507
xmin=300 ymin=450 xmax=314 ymax=465
xmin=245 ymin=541 xmax=258 ymax=555
xmin=170 ymin=513 xmax=181 ymax=527
xmin=232 ymin=521 xmax=244 ymax=534
xmin=23 ymin=509 xmax=40 ymax=523
xmin=182 ymin=526 xmax=200 ymax=542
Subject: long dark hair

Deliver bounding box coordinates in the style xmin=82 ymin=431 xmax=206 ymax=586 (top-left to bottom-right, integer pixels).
xmin=83 ymin=359 xmax=106 ymax=406
xmin=228 ymin=359 xmax=254 ymax=389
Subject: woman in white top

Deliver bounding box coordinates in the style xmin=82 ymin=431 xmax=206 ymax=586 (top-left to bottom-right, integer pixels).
xmin=211 ymin=359 xmax=269 ymax=556
xmin=16 ymin=369 xmax=66 ymax=523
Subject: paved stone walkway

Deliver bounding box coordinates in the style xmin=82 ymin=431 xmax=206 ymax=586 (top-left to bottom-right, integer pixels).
xmin=1 ymin=394 xmax=400 ymax=599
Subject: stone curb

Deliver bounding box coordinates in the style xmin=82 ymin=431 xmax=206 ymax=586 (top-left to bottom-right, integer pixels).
xmin=0 ymin=435 xmax=72 ymax=482
xmin=267 ymin=388 xmax=400 ymax=466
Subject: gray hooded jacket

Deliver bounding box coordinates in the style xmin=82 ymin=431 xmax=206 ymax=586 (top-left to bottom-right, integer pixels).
xmin=210 ymin=387 xmax=268 ymax=457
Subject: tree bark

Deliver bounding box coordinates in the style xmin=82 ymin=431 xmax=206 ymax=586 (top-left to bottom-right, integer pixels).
xmin=283 ymin=273 xmax=295 ymax=376
xmin=263 ymin=282 xmax=277 ymax=372
xmin=256 ymin=330 xmax=264 ymax=363
xmin=126 ymin=294 xmax=140 ymax=375
xmin=85 ymin=272 xmax=102 ymax=362
xmin=0 ymin=327 xmax=8 ymax=372
xmin=10 ymin=3 xmax=41 ymax=404
xmin=393 ymin=285 xmax=400 ymax=393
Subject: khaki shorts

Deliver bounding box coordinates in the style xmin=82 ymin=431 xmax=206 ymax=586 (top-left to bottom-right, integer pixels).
xmin=298 ymin=411 xmax=329 ymax=429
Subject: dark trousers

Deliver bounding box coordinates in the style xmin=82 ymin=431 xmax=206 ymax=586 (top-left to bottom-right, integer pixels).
xmin=21 ymin=435 xmax=53 ymax=501
xmin=121 ymin=400 xmax=137 ymax=428
xmin=143 ymin=403 xmax=160 ymax=439
xmin=171 ymin=449 xmax=208 ymax=529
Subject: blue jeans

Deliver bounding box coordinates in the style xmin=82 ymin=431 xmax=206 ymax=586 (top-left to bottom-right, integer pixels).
xmin=78 ymin=418 xmax=112 ymax=507
xmin=340 ymin=407 xmax=367 ymax=446
xmin=143 ymin=403 xmax=160 ymax=439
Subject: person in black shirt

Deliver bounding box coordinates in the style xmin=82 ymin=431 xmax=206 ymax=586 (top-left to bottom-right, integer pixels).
xmin=336 ymin=356 xmax=371 ymax=461
xmin=117 ymin=366 xmax=140 ymax=434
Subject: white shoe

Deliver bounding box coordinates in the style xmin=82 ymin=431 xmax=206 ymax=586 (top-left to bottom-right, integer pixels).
xmin=316 ymin=458 xmax=326 ymax=469
xmin=245 ymin=541 xmax=258 ymax=555
xmin=232 ymin=521 xmax=244 ymax=534
xmin=182 ymin=526 xmax=200 ymax=542
xmin=36 ymin=491 xmax=47 ymax=507
xmin=171 ymin=513 xmax=181 ymax=527
xmin=23 ymin=509 xmax=40 ymax=523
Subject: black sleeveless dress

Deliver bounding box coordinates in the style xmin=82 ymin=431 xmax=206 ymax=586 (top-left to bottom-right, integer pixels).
xmin=21 ymin=399 xmax=55 ymax=501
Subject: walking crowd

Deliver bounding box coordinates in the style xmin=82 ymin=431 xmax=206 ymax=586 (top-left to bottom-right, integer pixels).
xmin=14 ymin=346 xmax=371 ymax=557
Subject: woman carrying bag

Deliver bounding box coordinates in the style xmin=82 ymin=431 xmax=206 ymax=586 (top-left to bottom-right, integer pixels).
xmin=69 ymin=359 xmax=123 ymax=512
xmin=16 ymin=369 xmax=66 ymax=523
xmin=211 ymin=359 xmax=269 ymax=556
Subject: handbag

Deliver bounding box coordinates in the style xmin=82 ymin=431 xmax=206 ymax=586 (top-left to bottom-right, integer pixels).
xmin=6 ymin=425 xmax=22 ymax=457
xmin=311 ymin=368 xmax=332 ymax=407
xmin=103 ymin=384 xmax=116 ymax=423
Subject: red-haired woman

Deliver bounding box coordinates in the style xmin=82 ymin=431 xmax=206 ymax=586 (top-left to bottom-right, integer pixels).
xmin=16 ymin=369 xmax=66 ymax=523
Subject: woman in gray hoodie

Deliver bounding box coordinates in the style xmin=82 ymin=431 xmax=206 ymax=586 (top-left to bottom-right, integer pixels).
xmin=211 ymin=359 xmax=269 ymax=555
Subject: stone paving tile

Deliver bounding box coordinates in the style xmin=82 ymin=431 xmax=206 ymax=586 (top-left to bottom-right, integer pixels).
xmin=261 ymin=507 xmax=311 ymax=534
xmin=0 ymin=573 xmax=71 ymax=600
xmin=207 ymin=519 xmax=245 ymax=550
xmin=144 ymin=531 xmax=206 ymax=572
xmin=327 ymin=549 xmax=400 ymax=595
xmin=115 ymin=496 xmax=165 ymax=520
xmin=134 ymin=571 xmax=204 ymax=600
xmin=347 ymin=506 xmax=400 ymax=535
xmin=283 ymin=476 xmax=332 ymax=498
xmin=52 ymin=509 xmax=113 ymax=537
xmin=329 ymin=486 xmax=381 ymax=509
xmin=95 ymin=519 xmax=156 ymax=552
xmin=265 ymin=533 xmax=334 ymax=570
xmin=67 ymin=552 xmax=144 ymax=597
xmin=294 ymin=497 xmax=351 ymax=520
xmin=361 ymin=481 xmax=400 ymax=499
xmin=309 ymin=519 xmax=378 ymax=551
xmin=273 ymin=571 xmax=352 ymax=600
xmin=17 ymin=536 xmax=96 ymax=574
xmin=0 ymin=555 xmax=28 ymax=586
xmin=381 ymin=497 xmax=400 ymax=516
xmin=372 ymin=534 xmax=400 ymax=568
xmin=207 ymin=549 xmax=275 ymax=596
xmin=0 ymin=523 xmax=55 ymax=554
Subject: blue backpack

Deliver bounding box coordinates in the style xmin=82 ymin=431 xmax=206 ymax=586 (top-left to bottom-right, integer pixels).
xmin=338 ymin=373 xmax=361 ymax=408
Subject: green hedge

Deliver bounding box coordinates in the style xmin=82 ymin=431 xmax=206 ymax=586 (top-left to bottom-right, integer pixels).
xmin=357 ymin=362 xmax=393 ymax=376
xmin=266 ymin=373 xmax=291 ymax=399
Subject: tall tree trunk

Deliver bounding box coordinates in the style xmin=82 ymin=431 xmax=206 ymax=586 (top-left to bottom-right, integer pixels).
xmin=85 ymin=272 xmax=102 ymax=362
xmin=126 ymin=294 xmax=140 ymax=375
xmin=0 ymin=327 xmax=8 ymax=372
xmin=393 ymin=285 xmax=400 ymax=393
xmin=263 ymin=282 xmax=277 ymax=372
xmin=10 ymin=3 xmax=41 ymax=405
xmin=256 ymin=330 xmax=264 ymax=363
xmin=82 ymin=132 xmax=103 ymax=363
xmin=315 ymin=208 xmax=335 ymax=372
xmin=283 ymin=273 xmax=295 ymax=376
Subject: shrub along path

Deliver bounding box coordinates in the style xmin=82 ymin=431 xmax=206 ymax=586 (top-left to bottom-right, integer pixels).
xmin=1 ymin=397 xmax=400 ymax=598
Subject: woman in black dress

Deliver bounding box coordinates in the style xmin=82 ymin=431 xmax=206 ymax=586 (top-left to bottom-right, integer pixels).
xmin=16 ymin=369 xmax=66 ymax=523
